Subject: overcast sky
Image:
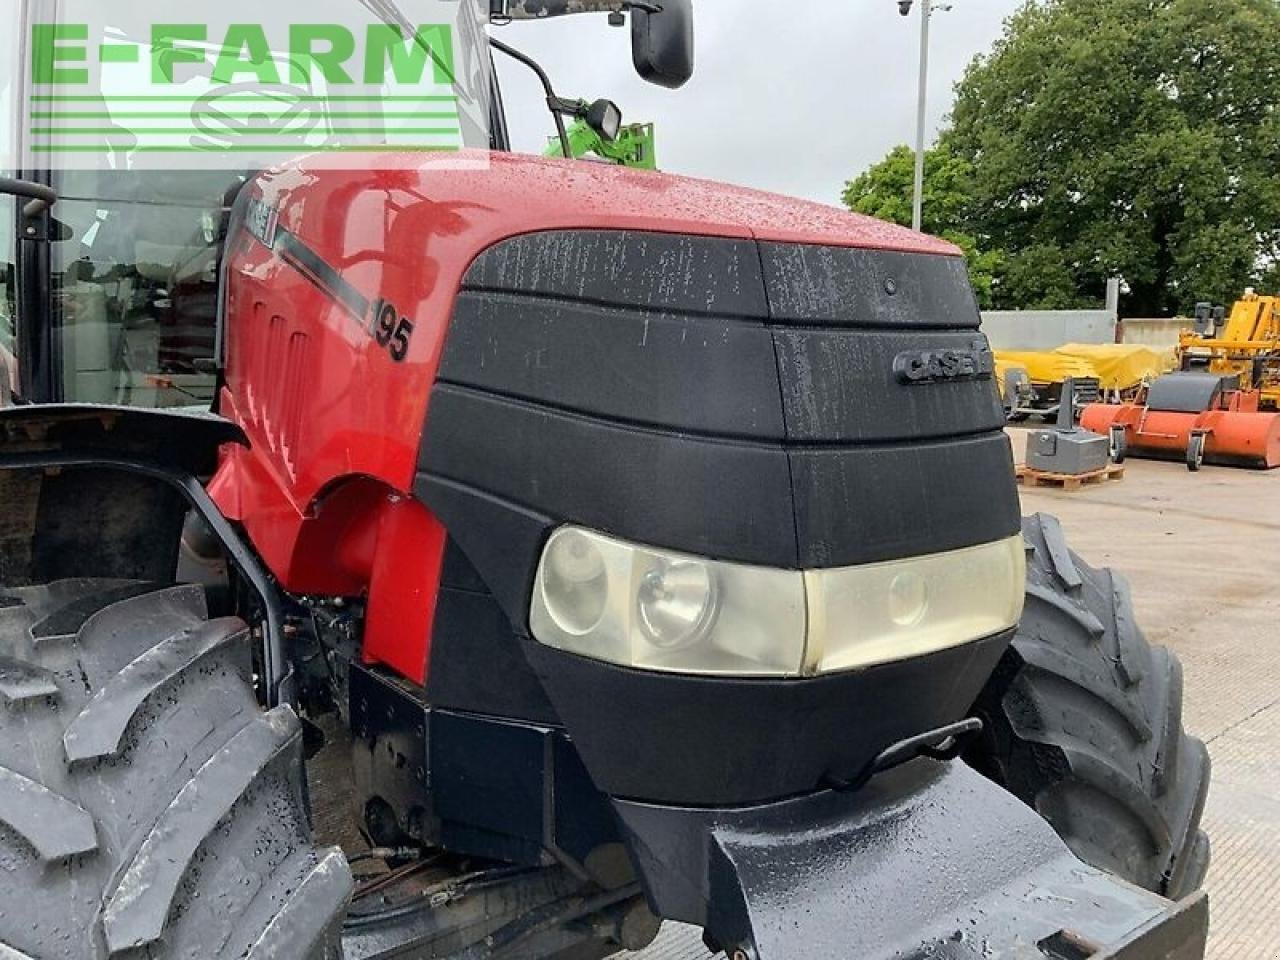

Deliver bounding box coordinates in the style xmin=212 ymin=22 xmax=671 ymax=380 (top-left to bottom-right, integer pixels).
xmin=493 ymin=0 xmax=1023 ymax=206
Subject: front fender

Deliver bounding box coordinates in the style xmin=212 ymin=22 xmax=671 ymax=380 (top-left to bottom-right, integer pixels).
xmin=0 ymin=406 xmax=239 ymax=589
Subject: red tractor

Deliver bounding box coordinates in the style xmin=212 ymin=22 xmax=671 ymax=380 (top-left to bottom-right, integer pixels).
xmin=0 ymin=4 xmax=1209 ymax=958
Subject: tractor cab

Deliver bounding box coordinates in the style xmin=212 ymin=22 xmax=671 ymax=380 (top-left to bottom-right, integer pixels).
xmin=0 ymin=0 xmax=684 ymax=410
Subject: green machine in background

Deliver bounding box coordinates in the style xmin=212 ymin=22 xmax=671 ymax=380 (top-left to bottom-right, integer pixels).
xmin=488 ymin=34 xmax=655 ymax=169
xmin=542 ymin=97 xmax=657 ymax=169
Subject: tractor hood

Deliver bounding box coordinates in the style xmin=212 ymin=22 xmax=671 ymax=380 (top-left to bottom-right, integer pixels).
xmin=401 ymin=155 xmax=1018 ymax=805
xmin=265 ymin=148 xmax=962 ymax=256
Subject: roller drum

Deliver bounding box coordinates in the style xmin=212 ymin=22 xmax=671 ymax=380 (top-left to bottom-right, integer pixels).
xmin=1081 ymin=403 xmax=1280 ymax=468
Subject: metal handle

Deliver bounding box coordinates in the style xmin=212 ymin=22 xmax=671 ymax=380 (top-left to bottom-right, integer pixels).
xmin=0 ymin=177 xmax=58 ymax=218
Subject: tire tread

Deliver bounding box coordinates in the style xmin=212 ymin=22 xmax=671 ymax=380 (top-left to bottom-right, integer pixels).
xmin=0 ymin=579 xmax=352 ymax=959
xmin=968 ymin=513 xmax=1211 ymax=899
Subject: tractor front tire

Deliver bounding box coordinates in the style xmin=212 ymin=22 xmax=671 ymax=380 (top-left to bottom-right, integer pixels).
xmin=967 ymin=514 xmax=1211 ymax=900
xmin=0 ymin=579 xmax=352 ymax=959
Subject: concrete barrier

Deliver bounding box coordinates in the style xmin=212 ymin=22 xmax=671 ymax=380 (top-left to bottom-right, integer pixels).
xmin=1119 ymin=317 xmax=1189 ymax=350
xmin=979 ymin=310 xmax=1116 ymax=350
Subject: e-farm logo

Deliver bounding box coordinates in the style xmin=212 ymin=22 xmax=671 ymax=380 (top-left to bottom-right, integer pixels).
xmin=15 ymin=1 xmax=488 ymax=169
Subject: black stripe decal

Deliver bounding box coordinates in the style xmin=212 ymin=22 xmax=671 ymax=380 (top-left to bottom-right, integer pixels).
xmin=275 ymin=231 xmax=370 ymax=323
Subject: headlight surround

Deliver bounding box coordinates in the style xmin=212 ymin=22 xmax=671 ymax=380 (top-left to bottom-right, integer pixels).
xmin=530 ymin=527 xmax=1024 ymax=677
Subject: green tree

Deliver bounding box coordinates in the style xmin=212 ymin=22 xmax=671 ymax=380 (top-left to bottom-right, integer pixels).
xmin=945 ymin=0 xmax=1280 ymax=315
xmin=842 ymin=143 xmax=1003 ymax=307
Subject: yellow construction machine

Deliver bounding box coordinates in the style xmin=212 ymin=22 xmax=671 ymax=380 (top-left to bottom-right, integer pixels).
xmin=1178 ymin=291 xmax=1280 ymax=408
xmin=1082 ymin=291 xmax=1280 ymax=469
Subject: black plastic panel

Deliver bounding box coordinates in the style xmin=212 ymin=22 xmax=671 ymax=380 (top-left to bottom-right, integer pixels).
xmin=426 ymin=585 xmax=559 ymax=724
xmin=351 ymin=662 xmax=619 ymax=869
xmin=523 ymin=630 xmax=1011 ymax=805
xmin=772 ymin=328 xmax=1004 ymax=442
xmin=462 ymin=230 xmax=769 ymax=319
xmin=420 ymin=384 xmax=1017 ymax=574
xmin=790 ymin=433 xmax=1020 ymax=567
xmin=439 ymin=291 xmax=785 ymax=438
xmin=760 ymin=243 xmax=980 ymax=328
xmin=416 ymin=476 xmax=551 ymax=629
xmin=419 ymin=384 xmax=798 ymax=567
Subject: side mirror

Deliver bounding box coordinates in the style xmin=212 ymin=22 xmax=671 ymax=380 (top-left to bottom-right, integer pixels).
xmin=585 ymin=99 xmax=622 ymax=141
xmin=631 ymin=0 xmax=694 ymax=89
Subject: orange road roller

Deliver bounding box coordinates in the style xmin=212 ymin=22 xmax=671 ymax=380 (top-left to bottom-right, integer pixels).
xmin=1081 ymin=371 xmax=1280 ymax=470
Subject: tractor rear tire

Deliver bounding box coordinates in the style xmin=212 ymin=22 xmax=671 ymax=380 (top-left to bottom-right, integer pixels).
xmin=0 ymin=578 xmax=352 ymax=959
xmin=967 ymin=514 xmax=1211 ymax=900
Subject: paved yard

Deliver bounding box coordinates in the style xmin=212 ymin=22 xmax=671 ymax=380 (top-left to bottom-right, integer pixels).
xmin=1006 ymin=431 xmax=1280 ymax=960
xmin=638 ymin=433 xmax=1280 ymax=959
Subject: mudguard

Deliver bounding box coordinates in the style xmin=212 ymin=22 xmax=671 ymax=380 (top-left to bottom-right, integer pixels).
xmin=614 ymin=758 xmax=1207 ymax=959
xmin=0 ymin=403 xmax=245 ymax=474
xmin=0 ymin=404 xmax=290 ymax=704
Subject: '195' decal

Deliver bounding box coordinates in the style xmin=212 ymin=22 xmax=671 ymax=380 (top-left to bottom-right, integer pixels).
xmin=367 ymin=298 xmax=414 ymax=362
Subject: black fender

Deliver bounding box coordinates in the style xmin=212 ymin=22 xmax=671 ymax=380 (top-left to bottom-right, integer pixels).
xmin=0 ymin=404 xmax=289 ymax=705
xmin=0 ymin=403 xmax=246 ymax=474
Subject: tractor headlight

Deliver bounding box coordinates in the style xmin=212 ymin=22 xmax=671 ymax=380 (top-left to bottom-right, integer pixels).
xmin=540 ymin=528 xmax=610 ymax=635
xmin=532 ymin=528 xmax=807 ymax=675
xmin=802 ymin=536 xmax=1025 ymax=674
xmin=530 ymin=527 xmax=1024 ymax=677
xmin=635 ymin=559 xmax=718 ymax=649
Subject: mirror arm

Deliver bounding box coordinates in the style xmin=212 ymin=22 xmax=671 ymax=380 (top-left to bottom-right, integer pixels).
xmin=547 ymin=96 xmax=586 ymax=117
xmin=489 ymin=36 xmax=572 ymax=158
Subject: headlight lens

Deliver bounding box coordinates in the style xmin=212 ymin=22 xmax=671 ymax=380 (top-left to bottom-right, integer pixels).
xmin=635 ymin=559 xmax=718 ymax=649
xmin=803 ymin=536 xmax=1026 ymax=674
xmin=540 ymin=528 xmax=609 ymax=635
xmin=532 ymin=528 xmax=807 ymax=675
xmin=530 ymin=527 xmax=1025 ymax=677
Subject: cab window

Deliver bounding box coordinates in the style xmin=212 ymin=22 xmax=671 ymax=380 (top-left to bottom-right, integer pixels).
xmin=48 ymin=171 xmax=244 ymax=407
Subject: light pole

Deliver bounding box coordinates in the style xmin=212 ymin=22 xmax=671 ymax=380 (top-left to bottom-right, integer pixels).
xmin=899 ymin=0 xmax=951 ymax=232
